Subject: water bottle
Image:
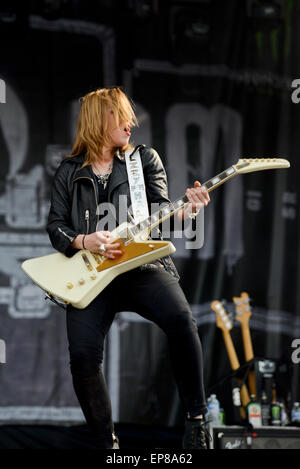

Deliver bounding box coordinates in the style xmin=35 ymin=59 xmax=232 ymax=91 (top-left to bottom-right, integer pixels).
xmin=207 ymin=394 xmax=221 ymax=426
xmin=291 ymin=402 xmax=300 ymax=425
xmin=279 ymin=400 xmax=289 ymax=426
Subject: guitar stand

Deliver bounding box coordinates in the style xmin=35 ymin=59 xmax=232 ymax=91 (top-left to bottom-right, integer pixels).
xmin=208 ymin=359 xmax=256 ymax=426
xmin=234 ymin=358 xmax=255 ymax=384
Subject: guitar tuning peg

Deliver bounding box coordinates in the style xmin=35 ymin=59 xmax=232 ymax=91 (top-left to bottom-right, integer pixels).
xmin=227 ymin=311 xmax=235 ymax=321
xmin=244 ymin=296 xmax=253 ymax=304
xmin=212 ymin=301 xmax=222 ymax=311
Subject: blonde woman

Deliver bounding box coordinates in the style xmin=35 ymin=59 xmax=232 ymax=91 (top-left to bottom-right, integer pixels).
xmin=47 ymin=87 xmax=210 ymax=449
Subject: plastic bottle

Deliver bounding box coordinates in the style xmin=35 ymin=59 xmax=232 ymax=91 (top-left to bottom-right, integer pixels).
xmin=232 ymin=387 xmax=241 ymax=407
xmin=232 ymin=385 xmax=243 ymax=424
xmin=207 ymin=394 xmax=221 ymax=426
xmin=219 ymin=408 xmax=225 ymax=426
xmin=291 ymin=402 xmax=300 ymax=425
xmin=279 ymin=400 xmax=289 ymax=426
xmin=247 ymin=394 xmax=262 ymax=427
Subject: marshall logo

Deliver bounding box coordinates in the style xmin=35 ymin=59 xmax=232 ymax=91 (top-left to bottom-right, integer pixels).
xmin=0 ymin=79 xmax=5 ymax=103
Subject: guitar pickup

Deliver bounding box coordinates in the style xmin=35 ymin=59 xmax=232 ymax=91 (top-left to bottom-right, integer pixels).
xmin=91 ymin=253 xmax=105 ymax=264
xmin=81 ymin=253 xmax=93 ymax=271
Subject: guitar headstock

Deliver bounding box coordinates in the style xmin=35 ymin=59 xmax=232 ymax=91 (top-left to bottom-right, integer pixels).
xmin=233 ymin=158 xmax=290 ymax=174
xmin=233 ymin=292 xmax=252 ymax=326
xmin=211 ymin=300 xmax=232 ymax=333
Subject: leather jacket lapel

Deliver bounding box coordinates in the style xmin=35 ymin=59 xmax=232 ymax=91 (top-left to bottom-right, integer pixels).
xmin=70 ymin=155 xmax=93 ymax=181
xmin=108 ymin=154 xmax=128 ymax=201
xmin=69 ymin=153 xmax=128 ymax=198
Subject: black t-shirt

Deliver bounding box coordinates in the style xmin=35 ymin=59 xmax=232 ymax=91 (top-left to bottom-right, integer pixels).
xmin=93 ymin=172 xmax=111 ymax=204
xmin=93 ymin=172 xmax=111 ymax=231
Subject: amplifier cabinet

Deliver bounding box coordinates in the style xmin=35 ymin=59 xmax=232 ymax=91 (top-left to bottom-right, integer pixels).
xmin=213 ymin=426 xmax=300 ymax=449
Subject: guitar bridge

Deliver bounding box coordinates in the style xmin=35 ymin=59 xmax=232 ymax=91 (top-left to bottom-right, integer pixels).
xmin=90 ymin=253 xmax=105 ymax=265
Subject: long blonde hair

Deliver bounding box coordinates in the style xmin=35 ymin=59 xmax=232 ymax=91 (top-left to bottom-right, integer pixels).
xmin=66 ymin=87 xmax=138 ymax=168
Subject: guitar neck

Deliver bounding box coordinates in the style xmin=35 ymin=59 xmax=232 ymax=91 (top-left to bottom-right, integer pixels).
xmin=240 ymin=320 xmax=256 ymax=397
xmin=222 ymin=330 xmax=240 ymax=371
xmin=128 ymin=156 xmax=290 ymax=237
xmin=222 ymin=330 xmax=250 ymax=408
xmin=131 ymin=165 xmax=238 ymax=235
xmin=201 ymin=165 xmax=238 ymax=193
xmin=241 ymin=323 xmax=254 ymax=362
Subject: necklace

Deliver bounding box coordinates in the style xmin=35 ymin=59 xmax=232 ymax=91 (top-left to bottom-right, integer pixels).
xmin=93 ymin=161 xmax=113 ymax=189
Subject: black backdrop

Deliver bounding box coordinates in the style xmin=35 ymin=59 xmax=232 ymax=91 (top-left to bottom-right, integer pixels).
xmin=0 ymin=0 xmax=299 ymax=428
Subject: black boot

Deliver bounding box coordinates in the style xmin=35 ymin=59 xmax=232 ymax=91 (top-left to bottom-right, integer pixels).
xmin=71 ymin=361 xmax=116 ymax=449
xmin=182 ymin=416 xmax=210 ymax=449
xmin=112 ymin=433 xmax=120 ymax=449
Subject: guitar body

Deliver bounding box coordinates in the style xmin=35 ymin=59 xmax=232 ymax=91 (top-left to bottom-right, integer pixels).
xmin=21 ymin=222 xmax=175 ymax=309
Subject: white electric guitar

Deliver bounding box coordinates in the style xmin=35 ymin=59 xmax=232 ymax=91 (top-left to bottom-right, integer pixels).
xmin=22 ymin=158 xmax=289 ymax=309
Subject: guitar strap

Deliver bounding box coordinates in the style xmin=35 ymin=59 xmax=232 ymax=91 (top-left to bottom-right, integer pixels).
xmin=125 ymin=146 xmax=149 ymax=223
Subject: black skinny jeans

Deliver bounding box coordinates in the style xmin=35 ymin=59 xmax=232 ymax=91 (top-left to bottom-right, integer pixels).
xmin=66 ymin=265 xmax=207 ymax=443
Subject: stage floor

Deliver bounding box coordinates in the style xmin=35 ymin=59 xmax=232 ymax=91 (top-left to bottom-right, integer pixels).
xmin=0 ymin=423 xmax=183 ymax=449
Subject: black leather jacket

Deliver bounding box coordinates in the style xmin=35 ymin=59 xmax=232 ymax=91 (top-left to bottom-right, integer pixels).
xmin=46 ymin=145 xmax=180 ymax=280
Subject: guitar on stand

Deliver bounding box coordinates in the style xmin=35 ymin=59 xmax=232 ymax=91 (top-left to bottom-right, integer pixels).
xmin=211 ymin=300 xmax=251 ymax=419
xmin=233 ymin=292 xmax=257 ymax=397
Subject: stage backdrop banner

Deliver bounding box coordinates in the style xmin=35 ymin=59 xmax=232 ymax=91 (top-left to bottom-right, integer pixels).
xmin=0 ymin=1 xmax=300 ymax=427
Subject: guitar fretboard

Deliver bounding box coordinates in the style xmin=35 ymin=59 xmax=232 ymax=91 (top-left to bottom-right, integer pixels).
xmin=129 ymin=164 xmax=237 ymax=236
